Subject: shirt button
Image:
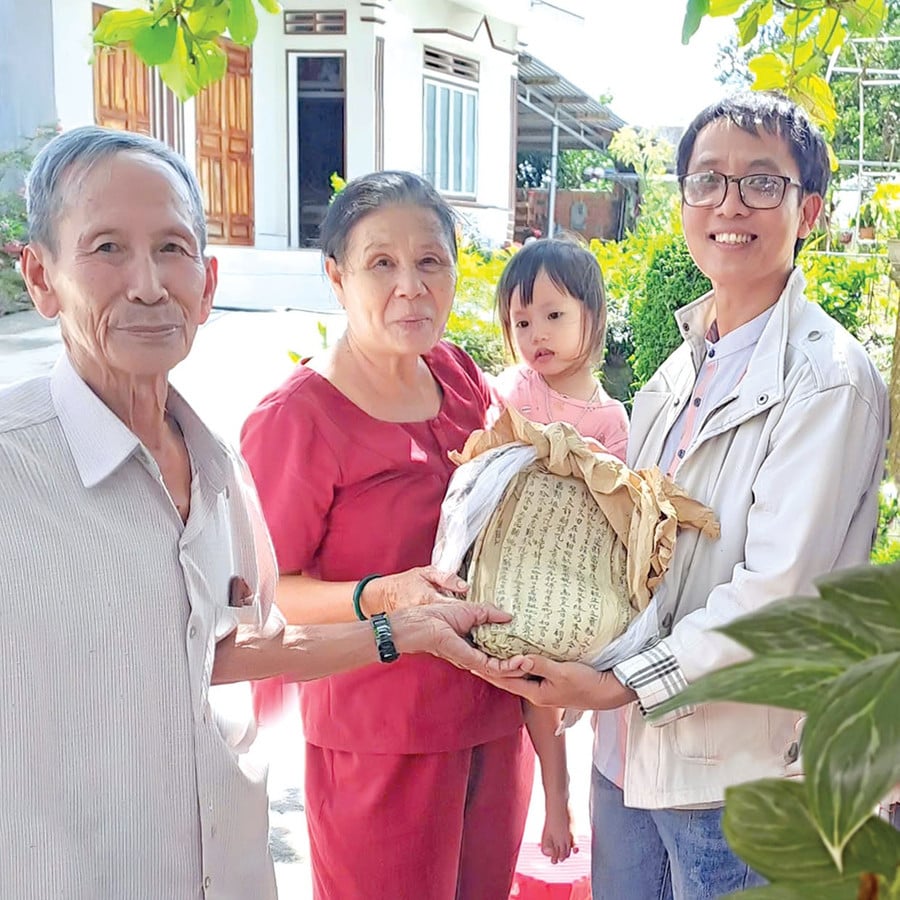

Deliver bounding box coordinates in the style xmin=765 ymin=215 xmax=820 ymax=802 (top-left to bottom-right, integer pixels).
xmin=757 ymin=393 xmax=769 ymax=405
xmin=693 ymin=397 xmax=701 ymax=407
xmin=785 ymin=741 xmax=800 ymax=763
xmin=677 ymin=449 xmax=685 ymax=459
xmin=708 ymin=348 xmax=716 ymax=358
xmin=189 ymin=625 xmax=197 ymax=639
xmin=807 ymin=330 xmax=822 ymax=342
xmin=204 ymin=875 xmax=212 ymax=889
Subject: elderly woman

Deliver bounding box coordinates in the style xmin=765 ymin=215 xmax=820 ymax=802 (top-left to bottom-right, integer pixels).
xmin=240 ymin=172 xmax=532 ymax=900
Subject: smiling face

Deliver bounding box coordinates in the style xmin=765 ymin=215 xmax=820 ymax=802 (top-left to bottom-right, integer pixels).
xmin=22 ymin=151 xmax=216 ymax=383
xmin=510 ymin=270 xmax=587 ymax=376
xmin=681 ymin=119 xmax=822 ymax=305
xmin=325 ymin=203 xmax=457 ymax=358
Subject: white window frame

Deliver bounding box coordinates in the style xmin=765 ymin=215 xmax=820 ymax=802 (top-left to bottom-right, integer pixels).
xmin=423 ymin=77 xmax=478 ymax=199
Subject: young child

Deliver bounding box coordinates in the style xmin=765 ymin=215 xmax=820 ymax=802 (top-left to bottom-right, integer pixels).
xmin=493 ymin=238 xmax=629 ymax=864
xmin=494 ymin=238 xmax=628 ymax=460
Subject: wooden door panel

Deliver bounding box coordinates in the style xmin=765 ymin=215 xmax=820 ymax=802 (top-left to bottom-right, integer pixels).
xmin=92 ymin=4 xmax=151 ymax=135
xmin=196 ymin=40 xmax=254 ymax=245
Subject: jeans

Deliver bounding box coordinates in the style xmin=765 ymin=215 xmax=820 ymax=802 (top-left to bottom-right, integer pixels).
xmin=590 ymin=766 xmax=766 ymax=900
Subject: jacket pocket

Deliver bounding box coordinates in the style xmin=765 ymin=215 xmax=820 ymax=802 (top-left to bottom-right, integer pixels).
xmin=671 ymin=705 xmax=718 ymax=762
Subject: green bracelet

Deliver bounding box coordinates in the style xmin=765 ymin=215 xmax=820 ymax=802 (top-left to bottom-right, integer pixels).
xmin=352 ymin=574 xmax=383 ymax=621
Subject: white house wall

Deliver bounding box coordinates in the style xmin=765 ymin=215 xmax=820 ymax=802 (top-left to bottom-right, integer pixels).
xmin=46 ymin=0 xmax=518 ymax=248
xmin=382 ymin=0 xmax=518 ymax=244
xmin=50 ymin=0 xmax=105 ymax=133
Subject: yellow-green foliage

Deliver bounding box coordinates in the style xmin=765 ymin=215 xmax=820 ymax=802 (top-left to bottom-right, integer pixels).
xmin=444 ymin=244 xmax=510 ymax=374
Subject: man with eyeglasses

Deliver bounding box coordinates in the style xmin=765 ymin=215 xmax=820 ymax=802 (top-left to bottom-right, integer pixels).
xmin=482 ymin=92 xmax=888 ymax=898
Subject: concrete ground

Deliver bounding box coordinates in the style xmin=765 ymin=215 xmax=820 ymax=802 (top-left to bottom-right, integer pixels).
xmin=0 ymin=245 xmax=598 ymax=897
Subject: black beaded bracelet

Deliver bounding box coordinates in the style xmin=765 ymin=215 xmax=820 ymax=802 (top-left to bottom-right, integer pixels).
xmin=352 ymin=574 xmax=383 ymax=621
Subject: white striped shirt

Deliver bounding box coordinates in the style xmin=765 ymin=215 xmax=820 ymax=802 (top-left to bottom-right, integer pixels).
xmin=1 ymin=355 xmax=280 ymax=899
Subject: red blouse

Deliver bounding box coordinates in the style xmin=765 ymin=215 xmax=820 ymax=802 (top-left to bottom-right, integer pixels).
xmin=241 ymin=342 xmax=524 ymax=754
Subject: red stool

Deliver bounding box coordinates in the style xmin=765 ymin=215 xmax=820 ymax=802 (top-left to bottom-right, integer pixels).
xmin=510 ymin=838 xmax=592 ymax=900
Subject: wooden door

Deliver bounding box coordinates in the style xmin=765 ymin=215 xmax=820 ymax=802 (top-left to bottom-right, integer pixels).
xmin=196 ymin=41 xmax=254 ymax=245
xmin=92 ymin=4 xmax=151 ymax=135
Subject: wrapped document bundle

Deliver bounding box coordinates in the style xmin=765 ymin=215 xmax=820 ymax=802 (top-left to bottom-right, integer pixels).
xmin=432 ymin=408 xmax=719 ymax=665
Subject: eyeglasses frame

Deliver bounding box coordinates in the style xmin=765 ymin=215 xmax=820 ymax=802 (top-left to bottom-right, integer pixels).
xmin=678 ymin=171 xmax=804 ymax=210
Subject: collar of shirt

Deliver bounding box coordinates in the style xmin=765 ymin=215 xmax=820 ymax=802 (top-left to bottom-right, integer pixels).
xmin=675 ymin=267 xmax=806 ymax=372
xmin=704 ymin=305 xmax=774 ymax=362
xmin=50 ymin=353 xmax=229 ymax=493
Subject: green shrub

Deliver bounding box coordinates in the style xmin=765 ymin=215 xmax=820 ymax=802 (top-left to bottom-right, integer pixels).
xmin=591 ymin=233 xmax=664 ymax=364
xmin=444 ymin=303 xmax=506 ymax=375
xmin=798 ymin=252 xmax=882 ymax=339
xmin=444 ymin=243 xmax=509 ymax=374
xmin=629 ymin=236 xmax=711 ymax=389
xmin=872 ymin=481 xmax=900 ymax=565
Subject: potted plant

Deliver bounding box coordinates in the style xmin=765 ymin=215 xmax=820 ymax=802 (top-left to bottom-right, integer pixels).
xmin=857 ymin=199 xmax=877 ymax=240
xmin=654 ymin=561 xmax=900 ymax=898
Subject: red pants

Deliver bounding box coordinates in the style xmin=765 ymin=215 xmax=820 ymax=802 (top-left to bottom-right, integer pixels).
xmin=304 ymin=728 xmax=534 ymax=900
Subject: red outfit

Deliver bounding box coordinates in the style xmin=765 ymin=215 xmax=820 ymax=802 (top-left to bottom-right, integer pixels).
xmin=241 ymin=342 xmax=529 ymax=898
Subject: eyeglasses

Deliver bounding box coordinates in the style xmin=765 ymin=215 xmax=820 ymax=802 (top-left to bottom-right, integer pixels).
xmin=679 ymin=172 xmax=803 ymax=210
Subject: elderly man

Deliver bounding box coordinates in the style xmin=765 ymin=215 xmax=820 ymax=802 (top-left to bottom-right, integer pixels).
xmin=0 ymin=126 xmax=506 ymax=899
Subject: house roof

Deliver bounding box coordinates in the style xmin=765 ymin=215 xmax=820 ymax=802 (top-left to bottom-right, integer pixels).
xmin=516 ymin=52 xmax=626 ymax=154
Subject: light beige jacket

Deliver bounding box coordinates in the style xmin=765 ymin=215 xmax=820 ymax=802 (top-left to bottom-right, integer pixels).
xmin=618 ymin=268 xmax=888 ymax=809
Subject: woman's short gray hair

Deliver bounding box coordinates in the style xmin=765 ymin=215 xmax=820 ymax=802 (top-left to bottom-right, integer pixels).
xmin=26 ymin=125 xmax=207 ymax=254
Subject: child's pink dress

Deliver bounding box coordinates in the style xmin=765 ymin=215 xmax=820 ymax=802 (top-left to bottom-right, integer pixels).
xmin=494 ymin=364 xmax=629 ymax=461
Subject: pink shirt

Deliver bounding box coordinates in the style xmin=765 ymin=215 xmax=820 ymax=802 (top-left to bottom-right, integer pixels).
xmin=494 ymin=364 xmax=629 ymax=461
xmin=241 ymin=341 xmax=524 ymax=754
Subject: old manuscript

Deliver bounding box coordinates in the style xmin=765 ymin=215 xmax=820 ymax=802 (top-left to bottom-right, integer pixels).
xmin=470 ymin=468 xmax=633 ymax=661
xmin=452 ymin=408 xmax=720 ymax=662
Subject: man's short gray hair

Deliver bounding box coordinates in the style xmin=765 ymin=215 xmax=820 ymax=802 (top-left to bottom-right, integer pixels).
xmin=26 ymin=125 xmax=208 ymax=254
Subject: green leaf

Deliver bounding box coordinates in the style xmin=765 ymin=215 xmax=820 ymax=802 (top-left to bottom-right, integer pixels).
xmin=791 ymin=73 xmax=837 ymax=139
xmin=717 ymin=595 xmax=882 ymax=664
xmin=814 ymin=9 xmax=846 ymax=55
xmin=682 ymin=0 xmax=709 ymax=44
xmin=737 ymin=7 xmax=761 ymax=44
xmin=737 ymin=877 xmax=884 ymax=899
xmin=151 ymin=0 xmax=176 ymax=25
xmin=256 ymin=0 xmax=282 ymax=13
xmin=794 ymin=50 xmax=826 ymax=81
xmin=193 ymin=39 xmax=228 ymax=85
xmin=748 ymin=51 xmax=789 ymax=91
xmin=651 ymin=657 xmax=845 ymax=718
xmin=793 ymin=37 xmax=818 ymax=67
xmin=158 ymin=24 xmax=202 ymax=102
xmin=708 ymin=0 xmax=745 ymax=16
xmin=804 ymin=653 xmax=900 ymax=866
xmin=781 ymin=7 xmax=817 ymax=38
xmin=93 ymin=9 xmax=156 ymax=46
xmin=132 ymin=18 xmax=178 ymax=66
xmin=816 ymin=562 xmax=900 ymax=650
xmin=187 ymin=1 xmax=230 ymax=39
xmin=723 ymin=779 xmax=900 ymax=884
xmin=722 ymin=779 xmax=841 ymax=882
xmin=843 ymin=0 xmax=887 ymax=38
xmin=228 ymin=0 xmax=259 ymax=44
